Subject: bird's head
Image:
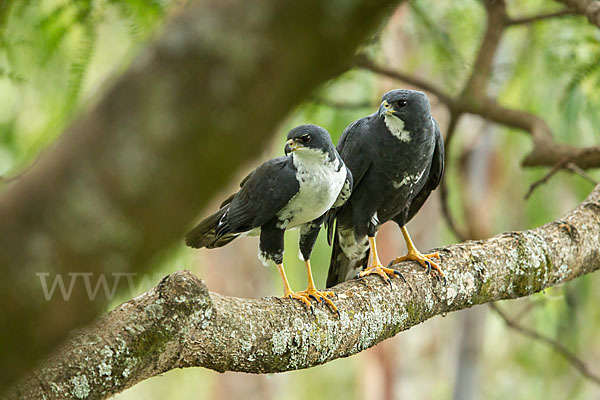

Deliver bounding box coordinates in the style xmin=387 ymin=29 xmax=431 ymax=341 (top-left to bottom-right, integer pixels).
xmin=285 ymin=124 xmax=334 ymax=157
xmin=378 ymin=89 xmax=431 ymax=128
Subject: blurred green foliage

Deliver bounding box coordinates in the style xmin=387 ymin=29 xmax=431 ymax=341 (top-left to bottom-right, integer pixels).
xmin=0 ymin=0 xmax=168 ymax=179
xmin=2 ymin=0 xmax=600 ymax=399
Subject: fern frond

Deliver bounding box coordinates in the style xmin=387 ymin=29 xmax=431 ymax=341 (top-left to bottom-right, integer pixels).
xmin=66 ymin=23 xmax=97 ymax=110
xmin=562 ymin=54 xmax=600 ymax=104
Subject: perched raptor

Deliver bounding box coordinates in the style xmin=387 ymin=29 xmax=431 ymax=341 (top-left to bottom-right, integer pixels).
xmin=326 ymin=89 xmax=444 ymax=287
xmin=186 ymin=124 xmax=352 ymax=313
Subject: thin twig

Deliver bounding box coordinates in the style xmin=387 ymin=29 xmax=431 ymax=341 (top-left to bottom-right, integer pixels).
xmin=566 ymin=163 xmax=599 ymax=185
xmin=525 ymin=159 xmax=572 ymax=199
xmin=512 ymin=299 xmax=543 ymax=323
xmin=555 ymin=0 xmax=600 ymax=29
xmin=525 ymin=147 xmax=600 ymax=199
xmin=506 ymin=9 xmax=576 ymax=26
xmin=490 ymin=302 xmax=600 ymax=386
xmin=356 ymin=54 xmax=455 ymax=107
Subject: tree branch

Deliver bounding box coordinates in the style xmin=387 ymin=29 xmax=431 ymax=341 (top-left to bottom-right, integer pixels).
xmin=356 ymin=54 xmax=455 ymax=107
xmin=358 ymin=0 xmax=600 ymax=172
xmin=9 ymin=184 xmax=600 ymax=400
xmin=461 ymin=0 xmax=506 ymax=100
xmin=566 ymin=163 xmax=599 ymax=185
xmin=357 ymin=60 xmax=600 ymax=170
xmin=555 ymin=0 xmax=600 ymax=28
xmin=0 ymin=0 xmax=403 ymax=390
xmin=506 ymin=9 xmax=576 ymax=26
xmin=489 ymin=303 xmax=600 ymax=385
xmin=439 ymin=112 xmax=469 ymax=242
xmin=525 ymin=147 xmax=600 ymax=199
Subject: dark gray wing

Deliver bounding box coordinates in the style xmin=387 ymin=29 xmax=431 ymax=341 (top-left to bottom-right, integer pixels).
xmin=336 ymin=115 xmax=375 ymax=188
xmin=402 ymin=117 xmax=444 ymax=224
xmin=221 ymin=156 xmax=299 ymax=234
xmin=425 ymin=118 xmax=444 ymax=190
xmin=325 ymin=116 xmax=375 ymax=244
xmin=186 ymin=156 xmax=299 ymax=248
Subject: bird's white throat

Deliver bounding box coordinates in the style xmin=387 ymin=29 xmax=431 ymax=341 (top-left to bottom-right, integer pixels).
xmin=384 ymin=114 xmax=411 ymax=142
xmin=275 ymin=148 xmax=345 ymax=230
xmin=291 ymin=147 xmax=330 ymax=164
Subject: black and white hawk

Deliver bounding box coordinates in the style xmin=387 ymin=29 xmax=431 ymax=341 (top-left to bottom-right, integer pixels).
xmin=186 ymin=124 xmax=352 ymax=313
xmin=326 ymin=89 xmax=445 ymax=287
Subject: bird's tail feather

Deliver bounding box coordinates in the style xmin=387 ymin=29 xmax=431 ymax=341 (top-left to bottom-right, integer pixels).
xmin=185 ymin=206 xmax=238 ymax=249
xmin=326 ymin=226 xmax=370 ymax=288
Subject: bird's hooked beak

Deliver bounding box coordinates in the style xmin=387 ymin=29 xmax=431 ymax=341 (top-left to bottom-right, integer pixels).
xmin=379 ymin=100 xmax=395 ymax=118
xmin=284 ymin=138 xmax=301 ymax=155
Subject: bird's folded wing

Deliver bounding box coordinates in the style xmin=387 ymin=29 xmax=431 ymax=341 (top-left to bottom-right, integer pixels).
xmin=401 ymin=117 xmax=445 ymax=225
xmin=225 ymin=156 xmax=300 ymax=232
xmin=425 ymin=117 xmax=444 ymax=191
xmin=326 ymin=117 xmax=373 ymax=244
xmin=336 ymin=117 xmax=373 ymax=189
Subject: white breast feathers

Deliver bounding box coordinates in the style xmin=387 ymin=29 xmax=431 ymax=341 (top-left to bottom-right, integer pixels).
xmin=276 ymin=148 xmax=346 ymax=229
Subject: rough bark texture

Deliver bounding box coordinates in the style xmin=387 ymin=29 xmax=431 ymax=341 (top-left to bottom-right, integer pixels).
xmin=9 ymin=185 xmax=600 ymax=400
xmin=0 ymin=0 xmax=402 ymax=389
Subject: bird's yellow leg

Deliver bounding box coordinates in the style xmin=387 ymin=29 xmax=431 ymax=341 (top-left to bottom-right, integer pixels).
xmin=392 ymin=226 xmax=445 ymax=278
xmin=278 ymin=262 xmax=338 ymax=314
xmin=294 ymin=260 xmax=338 ymax=314
xmin=277 ymin=263 xmax=312 ymax=310
xmin=358 ymin=236 xmax=404 ymax=284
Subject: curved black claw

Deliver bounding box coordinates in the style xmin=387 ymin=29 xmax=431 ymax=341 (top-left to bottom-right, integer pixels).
xmin=335 ymin=309 xmax=341 ymax=318
xmin=393 ymin=270 xmax=407 ymax=283
xmin=309 ymin=294 xmax=319 ymax=303
xmin=424 ymin=260 xmax=432 ymax=275
xmin=386 ymin=277 xmax=393 ymax=289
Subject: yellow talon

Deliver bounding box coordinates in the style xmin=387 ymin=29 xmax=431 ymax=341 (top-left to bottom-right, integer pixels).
xmin=277 ymin=261 xmax=339 ymax=315
xmin=393 ymin=226 xmax=446 ymax=280
xmin=286 ymin=291 xmax=314 ymax=309
xmin=292 ymin=288 xmax=338 ymax=314
xmin=358 ymin=237 xmax=405 ymax=284
xmin=358 ymin=264 xmax=399 ymax=280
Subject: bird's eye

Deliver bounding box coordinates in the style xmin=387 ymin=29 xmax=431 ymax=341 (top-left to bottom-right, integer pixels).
xmin=397 ymin=100 xmax=408 ymax=108
xmin=299 ymin=134 xmax=311 ymax=143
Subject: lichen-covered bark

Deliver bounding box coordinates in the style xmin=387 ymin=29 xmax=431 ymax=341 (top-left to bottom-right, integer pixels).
xmin=9 ymin=185 xmax=600 ymax=400
xmin=0 ymin=0 xmax=402 ymax=389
